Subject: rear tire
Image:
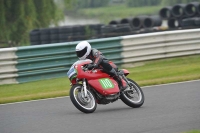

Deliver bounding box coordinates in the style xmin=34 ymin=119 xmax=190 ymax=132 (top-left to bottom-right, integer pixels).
xmin=120 ymin=78 xmax=144 ymax=108
xmin=70 ymin=84 xmax=97 ymax=113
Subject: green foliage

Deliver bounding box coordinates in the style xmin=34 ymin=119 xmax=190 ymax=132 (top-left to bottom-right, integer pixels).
xmin=0 ymin=0 xmax=8 ymax=42
xmin=0 ymin=0 xmax=71 ymax=47
xmin=184 ymin=130 xmax=200 ymax=133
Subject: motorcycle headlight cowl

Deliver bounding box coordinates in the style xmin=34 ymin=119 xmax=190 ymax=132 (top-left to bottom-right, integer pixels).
xmin=67 ymin=67 xmax=77 ymax=80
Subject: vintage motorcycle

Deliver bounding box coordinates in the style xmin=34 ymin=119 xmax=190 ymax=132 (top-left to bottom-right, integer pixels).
xmin=67 ymin=59 xmax=144 ymax=113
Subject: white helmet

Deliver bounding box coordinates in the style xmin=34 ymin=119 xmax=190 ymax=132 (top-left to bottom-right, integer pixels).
xmin=75 ymin=41 xmax=91 ymax=60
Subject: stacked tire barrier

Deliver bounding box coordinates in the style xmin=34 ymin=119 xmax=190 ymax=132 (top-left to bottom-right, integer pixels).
xmin=101 ymin=24 xmax=133 ymax=37
xmin=105 ymin=15 xmax=163 ymax=38
xmin=30 ymin=24 xmax=103 ymax=45
xmin=160 ymin=2 xmax=200 ymax=29
xmin=109 ymin=15 xmax=162 ymax=31
xmin=107 ymin=1 xmax=200 ymax=36
xmin=30 ymin=2 xmax=200 ymax=45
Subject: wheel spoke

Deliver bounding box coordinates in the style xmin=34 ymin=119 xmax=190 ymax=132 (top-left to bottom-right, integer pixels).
xmin=73 ymin=86 xmax=96 ymax=110
xmin=124 ymin=81 xmax=142 ymax=103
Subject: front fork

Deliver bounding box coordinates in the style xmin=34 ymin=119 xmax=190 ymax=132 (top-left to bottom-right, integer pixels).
xmin=81 ymin=78 xmax=88 ymax=98
xmin=121 ymin=75 xmax=137 ymax=94
xmin=121 ymin=75 xmax=132 ymax=89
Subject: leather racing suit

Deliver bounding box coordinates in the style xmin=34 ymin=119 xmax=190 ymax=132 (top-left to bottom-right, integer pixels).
xmin=86 ymin=48 xmax=126 ymax=90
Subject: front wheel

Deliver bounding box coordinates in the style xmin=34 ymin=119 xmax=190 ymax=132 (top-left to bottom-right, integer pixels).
xmin=70 ymin=84 xmax=97 ymax=113
xmin=120 ymin=78 xmax=144 ymax=108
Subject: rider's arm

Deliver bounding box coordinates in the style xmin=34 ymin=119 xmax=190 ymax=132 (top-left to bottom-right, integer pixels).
xmin=92 ymin=49 xmax=103 ymax=67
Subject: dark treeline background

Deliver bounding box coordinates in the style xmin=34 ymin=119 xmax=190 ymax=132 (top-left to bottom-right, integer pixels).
xmin=0 ymin=0 xmax=71 ymax=47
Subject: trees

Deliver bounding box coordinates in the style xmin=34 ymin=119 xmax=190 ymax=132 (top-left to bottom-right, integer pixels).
xmin=0 ymin=0 xmax=71 ymax=47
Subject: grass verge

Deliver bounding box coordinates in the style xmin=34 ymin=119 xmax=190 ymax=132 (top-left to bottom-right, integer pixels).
xmin=0 ymin=55 xmax=200 ymax=104
xmin=184 ymin=130 xmax=200 ymax=133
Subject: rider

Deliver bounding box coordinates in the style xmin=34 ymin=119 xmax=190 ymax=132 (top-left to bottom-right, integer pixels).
xmin=75 ymin=41 xmax=127 ymax=90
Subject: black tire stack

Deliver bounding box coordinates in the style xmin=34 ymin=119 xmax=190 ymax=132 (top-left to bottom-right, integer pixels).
xmin=159 ymin=2 xmax=200 ymax=29
xmin=40 ymin=28 xmax=51 ymax=44
xmin=58 ymin=26 xmax=73 ymax=43
xmin=71 ymin=25 xmax=84 ymax=41
xmin=101 ymin=24 xmax=132 ymax=38
xmin=29 ymin=24 xmax=104 ymax=45
xmin=30 ymin=29 xmax=40 ymax=45
xmin=88 ymin=24 xmax=103 ymax=38
xmin=29 ymin=1 xmax=200 ymax=45
xmin=50 ymin=27 xmax=59 ymax=43
xmin=108 ymin=15 xmax=162 ymax=35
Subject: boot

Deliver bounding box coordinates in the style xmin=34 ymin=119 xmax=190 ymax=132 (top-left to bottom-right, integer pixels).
xmin=109 ymin=68 xmax=127 ymax=91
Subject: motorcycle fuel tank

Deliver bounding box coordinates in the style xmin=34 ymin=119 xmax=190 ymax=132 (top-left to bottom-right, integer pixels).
xmin=88 ymin=78 xmax=120 ymax=95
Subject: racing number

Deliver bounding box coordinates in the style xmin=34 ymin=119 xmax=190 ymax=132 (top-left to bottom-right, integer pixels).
xmin=99 ymin=78 xmax=114 ymax=89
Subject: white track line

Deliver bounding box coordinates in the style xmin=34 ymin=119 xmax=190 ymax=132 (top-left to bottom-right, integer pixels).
xmin=1 ymin=79 xmax=200 ymax=106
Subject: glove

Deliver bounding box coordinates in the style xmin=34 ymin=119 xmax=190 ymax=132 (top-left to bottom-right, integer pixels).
xmin=87 ymin=63 xmax=97 ymax=70
xmin=87 ymin=64 xmax=94 ymax=70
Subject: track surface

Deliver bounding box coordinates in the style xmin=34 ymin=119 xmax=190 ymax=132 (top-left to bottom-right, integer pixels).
xmin=0 ymin=80 xmax=200 ymax=133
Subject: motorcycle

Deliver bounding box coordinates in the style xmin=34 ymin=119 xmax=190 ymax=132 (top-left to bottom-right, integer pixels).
xmin=67 ymin=59 xmax=144 ymax=113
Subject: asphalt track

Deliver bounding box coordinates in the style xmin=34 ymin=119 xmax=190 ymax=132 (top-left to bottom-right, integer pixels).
xmin=0 ymin=80 xmax=200 ymax=133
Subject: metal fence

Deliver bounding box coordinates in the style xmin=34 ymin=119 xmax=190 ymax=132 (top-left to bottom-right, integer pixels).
xmin=0 ymin=37 xmax=122 ymax=84
xmin=1 ymin=28 xmax=200 ymax=85
xmin=121 ymin=28 xmax=200 ymax=63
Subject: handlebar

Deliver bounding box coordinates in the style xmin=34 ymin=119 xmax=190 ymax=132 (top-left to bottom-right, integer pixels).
xmin=81 ymin=65 xmax=98 ymax=72
xmin=81 ymin=65 xmax=88 ymax=71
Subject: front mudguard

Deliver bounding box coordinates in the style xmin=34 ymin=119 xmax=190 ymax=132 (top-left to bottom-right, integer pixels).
xmin=121 ymin=69 xmax=130 ymax=76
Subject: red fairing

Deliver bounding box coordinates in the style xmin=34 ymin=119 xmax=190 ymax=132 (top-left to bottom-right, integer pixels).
xmin=75 ymin=62 xmax=120 ymax=95
xmin=76 ymin=63 xmax=109 ymax=80
xmin=88 ymin=78 xmax=119 ymax=95
xmin=71 ymin=79 xmax=76 ymax=84
xmin=122 ymin=69 xmax=129 ymax=76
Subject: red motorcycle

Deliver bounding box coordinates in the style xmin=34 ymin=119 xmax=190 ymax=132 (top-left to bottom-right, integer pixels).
xmin=67 ymin=59 xmax=144 ymax=113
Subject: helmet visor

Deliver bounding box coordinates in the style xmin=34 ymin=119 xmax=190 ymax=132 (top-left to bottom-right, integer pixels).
xmin=76 ymin=46 xmax=87 ymax=58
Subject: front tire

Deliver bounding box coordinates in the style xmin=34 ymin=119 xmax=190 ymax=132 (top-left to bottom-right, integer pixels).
xmin=70 ymin=84 xmax=97 ymax=113
xmin=120 ymin=78 xmax=144 ymax=108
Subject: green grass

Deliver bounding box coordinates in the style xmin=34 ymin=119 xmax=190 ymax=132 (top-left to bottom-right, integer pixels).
xmin=0 ymin=55 xmax=200 ymax=104
xmin=77 ymin=5 xmax=163 ymax=23
xmin=128 ymin=55 xmax=200 ymax=86
xmin=0 ymin=77 xmax=70 ymax=104
xmin=184 ymin=130 xmax=200 ymax=133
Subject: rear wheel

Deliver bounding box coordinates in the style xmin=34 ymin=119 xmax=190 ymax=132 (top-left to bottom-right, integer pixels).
xmin=70 ymin=84 xmax=97 ymax=113
xmin=120 ymin=78 xmax=144 ymax=108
